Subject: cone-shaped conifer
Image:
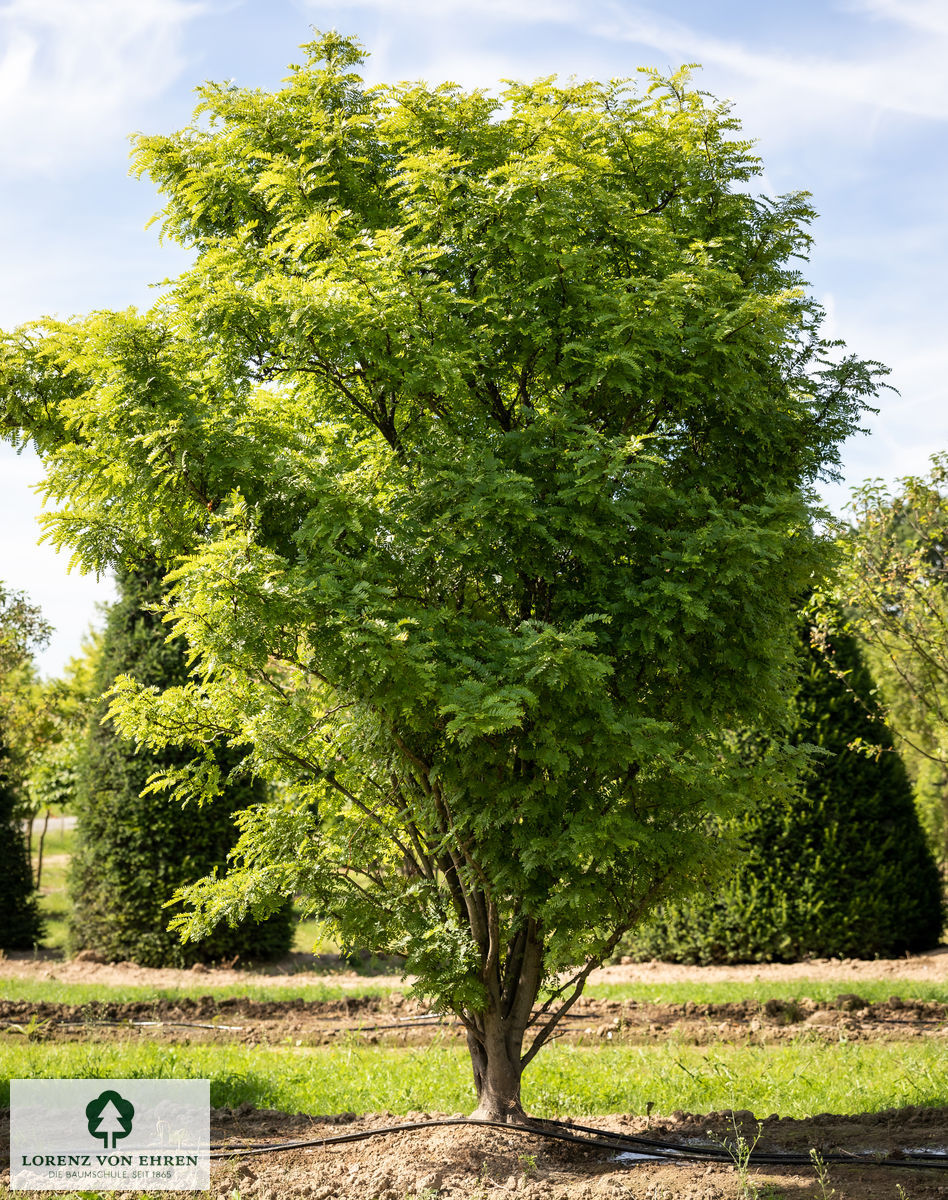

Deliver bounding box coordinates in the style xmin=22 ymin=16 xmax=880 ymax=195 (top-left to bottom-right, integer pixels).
xmin=69 ymin=562 xmax=293 ymax=966
xmin=628 ymin=623 xmax=944 ymax=963
xmin=0 ymin=743 xmax=42 ymax=949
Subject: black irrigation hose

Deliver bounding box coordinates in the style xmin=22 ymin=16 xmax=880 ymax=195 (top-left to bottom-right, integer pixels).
xmin=542 ymin=1117 xmax=948 ymax=1170
xmin=208 ymin=1117 xmax=687 ymax=1159
xmin=208 ymin=1116 xmax=948 ymax=1172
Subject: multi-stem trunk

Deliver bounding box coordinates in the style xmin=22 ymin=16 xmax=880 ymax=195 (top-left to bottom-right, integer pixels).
xmin=464 ymin=918 xmax=545 ymax=1123
xmin=466 ymin=1009 xmax=531 ymax=1122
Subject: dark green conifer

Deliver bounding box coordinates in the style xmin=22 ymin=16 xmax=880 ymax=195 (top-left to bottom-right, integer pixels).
xmin=69 ymin=561 xmax=293 ymax=966
xmin=0 ymin=742 xmax=42 ymax=949
xmin=628 ymin=622 xmax=944 ymax=963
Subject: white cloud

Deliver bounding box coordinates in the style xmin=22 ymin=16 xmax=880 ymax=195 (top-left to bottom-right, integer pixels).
xmin=303 ymin=0 xmax=582 ymax=20
xmin=587 ymin=5 xmax=948 ymax=125
xmin=302 ymin=0 xmax=948 ymax=128
xmin=845 ymin=0 xmax=948 ymax=36
xmin=0 ymin=0 xmax=206 ymax=172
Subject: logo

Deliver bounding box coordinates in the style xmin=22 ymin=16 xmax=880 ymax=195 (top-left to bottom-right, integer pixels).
xmin=85 ymin=1089 xmax=135 ymax=1149
xmin=11 ymin=1078 xmax=209 ymax=1191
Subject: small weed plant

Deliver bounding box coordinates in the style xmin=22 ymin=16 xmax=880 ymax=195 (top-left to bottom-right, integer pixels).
xmin=809 ymin=1147 xmax=836 ymax=1199
xmin=518 ymin=1152 xmax=538 ymax=1177
xmin=709 ymin=1116 xmax=765 ymax=1199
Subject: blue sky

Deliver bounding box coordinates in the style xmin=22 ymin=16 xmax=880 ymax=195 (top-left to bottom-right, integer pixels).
xmin=1 ymin=0 xmax=946 ymax=674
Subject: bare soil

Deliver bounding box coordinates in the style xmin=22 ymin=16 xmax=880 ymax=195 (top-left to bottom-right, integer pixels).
xmin=3 ymin=991 xmax=947 ymax=1047
xmin=3 ymin=944 xmax=948 ymax=993
xmin=2 ymin=1105 xmax=948 ymax=1199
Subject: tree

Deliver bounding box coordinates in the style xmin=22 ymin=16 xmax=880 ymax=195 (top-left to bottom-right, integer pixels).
xmin=833 ymin=455 xmax=948 ymax=865
xmin=0 ymin=583 xmax=50 ymax=948
xmin=0 ymin=583 xmax=54 ymax=814
xmin=1 ymin=36 xmax=884 ymax=1119
xmin=26 ymin=630 xmax=101 ymax=830
xmin=68 ymin=561 xmax=294 ymax=966
xmin=0 ymin=739 xmax=42 ymax=948
xmin=626 ymin=619 xmax=944 ymax=963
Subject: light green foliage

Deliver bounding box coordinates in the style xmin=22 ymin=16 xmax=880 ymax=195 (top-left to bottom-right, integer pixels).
xmin=0 ymin=583 xmax=53 ymax=813
xmin=0 ymin=583 xmax=50 ymax=679
xmin=26 ymin=633 xmax=102 ymax=820
xmin=0 ymin=605 xmax=98 ymax=854
xmin=0 ymin=34 xmax=882 ymax=1098
xmin=834 ymin=454 xmax=948 ymax=864
xmin=809 ymin=1148 xmax=836 ymax=1200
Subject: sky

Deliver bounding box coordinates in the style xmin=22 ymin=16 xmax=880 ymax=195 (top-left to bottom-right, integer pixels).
xmin=1 ymin=0 xmax=945 ymax=675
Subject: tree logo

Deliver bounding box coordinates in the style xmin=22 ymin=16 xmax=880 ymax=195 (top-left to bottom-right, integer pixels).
xmin=85 ymin=1089 xmax=135 ymax=1149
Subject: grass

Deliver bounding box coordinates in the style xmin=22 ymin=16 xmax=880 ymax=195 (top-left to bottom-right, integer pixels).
xmin=29 ymin=817 xmax=76 ymax=862
xmin=0 ymin=1038 xmax=944 ymax=1118
xmin=29 ymin=818 xmax=74 ymax=953
xmin=0 ymin=977 xmax=393 ymax=1005
xmin=4 ymin=973 xmax=947 ymax=1008
xmin=292 ymin=915 xmax=327 ymax=954
xmin=585 ymin=978 xmax=948 ymax=1005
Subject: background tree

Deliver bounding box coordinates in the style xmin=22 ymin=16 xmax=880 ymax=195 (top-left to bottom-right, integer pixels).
xmin=833 ymin=454 xmax=948 ymax=866
xmin=626 ymin=619 xmax=944 ymax=963
xmin=2 ymin=37 xmax=883 ymax=1119
xmin=69 ymin=561 xmax=294 ymax=966
xmin=19 ymin=632 xmax=103 ymax=890
xmin=0 ymin=740 xmax=42 ymax=948
xmin=0 ymin=582 xmax=50 ymax=948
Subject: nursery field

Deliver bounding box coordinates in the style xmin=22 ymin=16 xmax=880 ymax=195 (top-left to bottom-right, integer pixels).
xmin=2 ymin=952 xmax=948 ymax=1200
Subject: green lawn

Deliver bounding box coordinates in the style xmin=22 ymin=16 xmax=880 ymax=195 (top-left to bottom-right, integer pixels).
xmin=0 ymin=978 xmax=393 ymax=1006
xmin=29 ymin=818 xmax=74 ymax=952
xmin=5 ymin=974 xmax=947 ymax=1010
xmin=1 ymin=1039 xmax=944 ymax=1118
xmin=584 ymin=978 xmax=948 ymax=1005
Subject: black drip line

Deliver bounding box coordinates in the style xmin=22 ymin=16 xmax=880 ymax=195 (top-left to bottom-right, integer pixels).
xmin=208 ymin=1116 xmax=948 ymax=1172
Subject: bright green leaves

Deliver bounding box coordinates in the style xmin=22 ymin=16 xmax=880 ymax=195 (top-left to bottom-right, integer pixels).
xmin=0 ymin=34 xmax=883 ymax=1025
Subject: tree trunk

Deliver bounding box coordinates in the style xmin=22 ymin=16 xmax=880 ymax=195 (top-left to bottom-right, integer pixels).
xmin=466 ymin=1017 xmax=528 ymax=1123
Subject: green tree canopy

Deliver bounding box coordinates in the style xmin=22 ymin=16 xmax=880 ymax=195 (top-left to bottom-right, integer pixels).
xmin=1 ymin=35 xmax=884 ymax=1119
xmin=832 ymin=455 xmax=948 ymax=863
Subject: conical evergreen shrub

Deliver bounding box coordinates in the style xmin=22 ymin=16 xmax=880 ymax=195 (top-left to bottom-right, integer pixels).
xmin=626 ymin=622 xmax=944 ymax=963
xmin=69 ymin=562 xmax=293 ymax=966
xmin=0 ymin=744 xmax=42 ymax=949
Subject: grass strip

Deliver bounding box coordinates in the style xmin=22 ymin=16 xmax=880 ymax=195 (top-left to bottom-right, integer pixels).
xmin=585 ymin=978 xmax=948 ymax=1006
xmin=1 ymin=1039 xmax=944 ymax=1118
xmin=0 ymin=979 xmax=393 ymax=1006
xmin=3 ymin=975 xmax=946 ymax=1009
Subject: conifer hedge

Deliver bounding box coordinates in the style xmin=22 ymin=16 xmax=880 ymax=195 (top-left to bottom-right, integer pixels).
xmin=626 ymin=623 xmax=944 ymax=963
xmin=69 ymin=563 xmax=293 ymax=966
xmin=0 ymin=744 xmax=42 ymax=949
